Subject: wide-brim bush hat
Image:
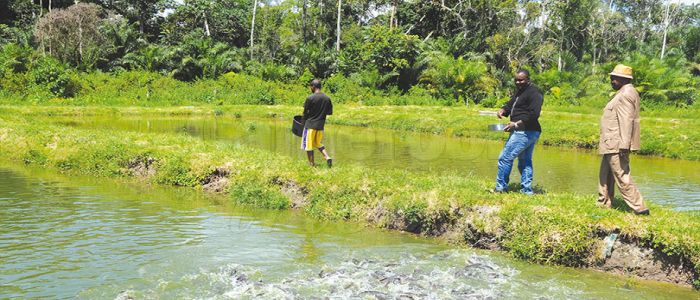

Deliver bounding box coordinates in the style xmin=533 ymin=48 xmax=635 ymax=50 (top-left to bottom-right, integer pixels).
xmin=609 ymin=64 xmax=633 ymax=79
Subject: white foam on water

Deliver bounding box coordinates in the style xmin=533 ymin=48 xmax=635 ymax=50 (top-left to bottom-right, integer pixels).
xmin=112 ymin=250 xmax=592 ymax=299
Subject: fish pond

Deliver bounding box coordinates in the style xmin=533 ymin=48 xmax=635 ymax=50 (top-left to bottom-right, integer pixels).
xmin=1 ymin=164 xmax=699 ymax=299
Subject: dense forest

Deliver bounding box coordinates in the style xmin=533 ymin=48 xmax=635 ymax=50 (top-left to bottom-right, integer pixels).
xmin=0 ymin=0 xmax=698 ymax=108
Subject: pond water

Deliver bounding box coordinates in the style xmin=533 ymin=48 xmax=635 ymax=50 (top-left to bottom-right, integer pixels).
xmin=1 ymin=164 xmax=698 ymax=299
xmin=56 ymin=116 xmax=700 ymax=211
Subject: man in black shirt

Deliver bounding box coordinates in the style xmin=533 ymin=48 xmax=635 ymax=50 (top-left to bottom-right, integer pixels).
xmin=301 ymin=79 xmax=333 ymax=167
xmin=492 ymin=70 xmax=543 ymax=194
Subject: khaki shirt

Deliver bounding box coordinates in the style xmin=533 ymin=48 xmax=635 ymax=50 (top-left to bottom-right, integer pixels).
xmin=599 ymin=84 xmax=641 ymax=154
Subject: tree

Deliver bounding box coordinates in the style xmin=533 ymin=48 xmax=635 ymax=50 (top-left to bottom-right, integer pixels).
xmin=336 ymin=0 xmax=342 ymax=51
xmin=250 ymin=0 xmax=259 ymax=59
xmin=87 ymin=0 xmax=168 ymax=35
xmin=99 ymin=15 xmax=148 ymax=71
xmin=660 ymin=0 xmax=682 ymax=59
xmin=161 ymin=0 xmax=250 ymax=47
xmin=542 ymin=0 xmax=598 ymax=71
xmin=419 ymin=53 xmax=498 ymax=105
xmin=35 ymin=3 xmax=106 ymax=69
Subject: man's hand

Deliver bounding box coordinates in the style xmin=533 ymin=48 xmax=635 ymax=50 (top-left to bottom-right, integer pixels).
xmin=504 ymin=121 xmax=520 ymax=132
xmin=496 ymin=108 xmax=506 ymax=119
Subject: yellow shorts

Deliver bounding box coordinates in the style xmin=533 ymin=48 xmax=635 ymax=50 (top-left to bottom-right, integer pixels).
xmin=301 ymin=128 xmax=324 ymax=151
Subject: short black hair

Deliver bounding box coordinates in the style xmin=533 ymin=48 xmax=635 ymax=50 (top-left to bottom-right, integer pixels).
xmin=516 ymin=69 xmax=530 ymax=78
xmin=310 ymin=79 xmax=322 ymax=90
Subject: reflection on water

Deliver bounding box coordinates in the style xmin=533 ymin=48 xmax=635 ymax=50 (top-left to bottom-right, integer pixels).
xmin=55 ymin=116 xmax=700 ymax=210
xmin=1 ymin=165 xmax=697 ymax=299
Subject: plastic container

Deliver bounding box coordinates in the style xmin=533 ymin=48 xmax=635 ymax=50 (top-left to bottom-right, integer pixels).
xmin=292 ymin=115 xmax=304 ymax=137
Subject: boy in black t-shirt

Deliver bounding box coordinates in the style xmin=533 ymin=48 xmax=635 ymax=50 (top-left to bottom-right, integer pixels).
xmin=301 ymin=79 xmax=333 ymax=167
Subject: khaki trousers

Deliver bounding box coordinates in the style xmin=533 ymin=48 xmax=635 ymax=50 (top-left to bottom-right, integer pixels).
xmin=598 ymin=151 xmax=646 ymax=212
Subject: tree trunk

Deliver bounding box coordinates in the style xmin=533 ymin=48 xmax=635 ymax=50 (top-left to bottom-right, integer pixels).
xmin=78 ymin=20 xmax=83 ymax=66
xmin=592 ymin=43 xmax=597 ymax=71
xmin=48 ymin=0 xmax=51 ymax=12
xmin=390 ymin=0 xmax=396 ymax=29
xmin=660 ymin=0 xmax=671 ymax=60
xmin=139 ymin=1 xmax=146 ymax=34
xmin=302 ymin=0 xmax=308 ymax=44
xmin=336 ymin=0 xmax=341 ymax=52
xmin=405 ymin=14 xmax=426 ymax=34
xmin=557 ymin=38 xmax=563 ymax=72
xmin=203 ymin=12 xmax=211 ymax=36
xmin=319 ymin=1 xmax=324 ymax=45
xmin=250 ymin=0 xmax=258 ymax=59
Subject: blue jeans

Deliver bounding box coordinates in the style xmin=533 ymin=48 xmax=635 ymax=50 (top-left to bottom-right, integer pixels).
xmin=495 ymin=131 xmax=541 ymax=194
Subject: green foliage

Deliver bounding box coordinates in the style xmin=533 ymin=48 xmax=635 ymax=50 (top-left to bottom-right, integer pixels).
xmin=501 ymin=205 xmax=595 ymax=266
xmin=0 ymin=23 xmax=33 ymax=46
xmin=325 ymin=73 xmax=371 ymax=104
xmin=293 ymin=45 xmax=338 ymax=79
xmin=221 ymin=72 xmax=282 ymax=105
xmin=246 ymin=61 xmax=297 ymax=82
xmin=229 ymin=182 xmax=290 ymax=209
xmin=172 ymin=56 xmax=203 ymax=82
xmin=120 ymin=45 xmax=170 ymax=73
xmin=297 ymin=68 xmax=314 ymax=86
xmin=23 ymin=149 xmax=48 ymax=165
xmin=200 ymin=43 xmax=246 ymax=78
xmin=340 ymin=26 xmax=422 ymax=90
xmin=529 ymin=67 xmax=587 ymax=106
xmin=398 ymin=201 xmax=429 ymax=232
xmin=683 ymin=26 xmax=700 ymax=62
xmin=31 ymin=56 xmax=78 ymax=97
xmin=0 ymin=43 xmax=31 ymax=74
xmin=98 ymin=16 xmax=146 ymax=72
xmin=0 ymin=0 xmax=697 ymax=109
xmin=420 ymin=54 xmax=499 ymax=105
xmin=161 ymin=0 xmax=250 ymax=48
xmin=155 ymin=155 xmax=203 ymax=187
xmin=625 ymin=52 xmax=699 ymax=107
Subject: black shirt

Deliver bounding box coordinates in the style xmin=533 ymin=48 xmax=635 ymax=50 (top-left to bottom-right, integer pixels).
xmin=303 ymin=92 xmax=333 ymax=130
xmin=501 ymin=84 xmax=543 ymax=132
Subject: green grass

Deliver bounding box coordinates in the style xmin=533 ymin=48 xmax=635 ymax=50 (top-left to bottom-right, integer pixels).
xmin=1 ymin=114 xmax=699 ymax=286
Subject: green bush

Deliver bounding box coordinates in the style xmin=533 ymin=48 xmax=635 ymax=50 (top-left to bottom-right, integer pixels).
xmin=297 ymin=68 xmax=314 ymax=86
xmin=420 ymin=54 xmax=498 ymax=105
xmin=325 ymin=73 xmax=371 ymax=104
xmin=229 ymin=181 xmax=290 ymax=209
xmin=31 ymin=56 xmax=77 ymax=97
xmin=625 ymin=52 xmax=699 ymax=108
xmin=155 ymin=155 xmax=203 ymax=187
xmin=0 ymin=43 xmax=32 ymax=75
xmin=245 ymin=61 xmax=297 ymax=82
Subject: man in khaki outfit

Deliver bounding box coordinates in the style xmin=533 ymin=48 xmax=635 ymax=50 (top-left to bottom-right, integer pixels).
xmin=598 ymin=64 xmax=649 ymax=215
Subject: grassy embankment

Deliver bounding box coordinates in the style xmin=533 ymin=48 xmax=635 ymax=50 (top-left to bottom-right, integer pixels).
xmin=1 ymin=113 xmax=699 ymax=287
xmin=5 ymin=104 xmax=700 ymax=161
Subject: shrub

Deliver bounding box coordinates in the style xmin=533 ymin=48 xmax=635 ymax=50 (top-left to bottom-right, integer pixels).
xmin=625 ymin=52 xmax=699 ymax=108
xmin=297 ymin=68 xmax=314 ymax=86
xmin=420 ymin=54 xmax=498 ymax=105
xmin=0 ymin=43 xmax=32 ymax=75
xmin=31 ymin=56 xmax=78 ymax=97
xmin=155 ymin=155 xmax=203 ymax=187
xmin=325 ymin=73 xmax=371 ymax=104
